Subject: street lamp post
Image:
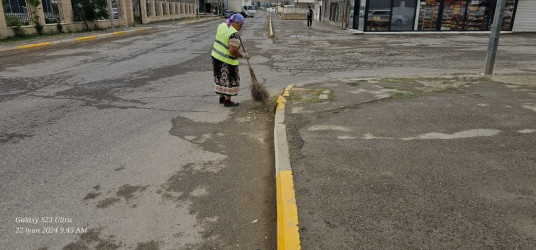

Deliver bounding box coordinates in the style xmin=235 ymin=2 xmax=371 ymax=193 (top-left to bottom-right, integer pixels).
xmin=107 ymin=0 xmax=115 ymax=31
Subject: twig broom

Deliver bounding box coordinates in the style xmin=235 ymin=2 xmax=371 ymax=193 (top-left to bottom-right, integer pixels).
xmin=239 ymin=37 xmax=269 ymax=103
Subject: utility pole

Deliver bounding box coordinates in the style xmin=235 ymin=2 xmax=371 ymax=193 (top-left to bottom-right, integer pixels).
xmin=107 ymin=0 xmax=115 ymax=31
xmin=197 ymin=0 xmax=200 ymax=20
xmin=484 ymin=0 xmax=507 ymax=75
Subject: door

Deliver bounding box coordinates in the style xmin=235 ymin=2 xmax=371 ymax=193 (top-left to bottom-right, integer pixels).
xmin=353 ymin=0 xmax=360 ymax=29
xmin=392 ymin=0 xmax=418 ymax=31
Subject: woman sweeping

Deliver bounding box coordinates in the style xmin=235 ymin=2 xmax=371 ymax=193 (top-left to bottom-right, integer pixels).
xmin=211 ymin=14 xmax=250 ymax=107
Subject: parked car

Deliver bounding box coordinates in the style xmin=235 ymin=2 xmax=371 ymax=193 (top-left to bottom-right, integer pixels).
xmin=223 ymin=9 xmax=233 ymax=18
xmin=367 ymin=10 xmax=390 ymax=22
xmin=368 ymin=10 xmax=410 ymax=27
xmin=112 ymin=8 xmax=119 ymax=19
xmin=391 ymin=14 xmax=408 ymax=26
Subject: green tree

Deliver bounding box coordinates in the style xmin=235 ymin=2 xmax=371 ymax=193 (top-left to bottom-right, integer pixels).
xmin=26 ymin=0 xmax=44 ymax=35
xmin=72 ymin=0 xmax=109 ymax=30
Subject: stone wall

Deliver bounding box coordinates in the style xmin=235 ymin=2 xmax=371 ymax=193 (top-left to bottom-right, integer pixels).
xmin=0 ymin=0 xmax=196 ymax=38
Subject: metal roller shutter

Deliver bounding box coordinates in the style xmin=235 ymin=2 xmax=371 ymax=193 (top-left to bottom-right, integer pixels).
xmin=513 ymin=0 xmax=536 ymax=32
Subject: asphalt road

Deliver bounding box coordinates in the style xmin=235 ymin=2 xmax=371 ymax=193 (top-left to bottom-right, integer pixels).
xmin=2 ymin=11 xmax=536 ymax=249
xmin=1 ymin=13 xmax=276 ymax=249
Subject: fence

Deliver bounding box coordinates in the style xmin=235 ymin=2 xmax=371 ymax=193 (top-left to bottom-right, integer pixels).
xmin=282 ymin=5 xmax=307 ymax=14
xmin=42 ymin=0 xmax=62 ymax=23
xmin=3 ymin=0 xmax=30 ymax=26
xmin=1 ymin=0 xmax=197 ymax=37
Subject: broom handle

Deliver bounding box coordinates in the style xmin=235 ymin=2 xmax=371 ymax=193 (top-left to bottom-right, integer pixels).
xmin=238 ymin=36 xmax=251 ymax=64
xmin=238 ymin=35 xmax=246 ymax=53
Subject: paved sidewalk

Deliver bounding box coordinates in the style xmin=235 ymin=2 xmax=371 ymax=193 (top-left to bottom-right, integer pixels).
xmin=0 ymin=16 xmax=222 ymax=53
xmin=284 ymin=75 xmax=536 ymax=248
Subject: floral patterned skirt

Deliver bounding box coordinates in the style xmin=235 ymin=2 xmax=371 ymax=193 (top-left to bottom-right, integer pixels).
xmin=213 ymin=56 xmax=240 ymax=96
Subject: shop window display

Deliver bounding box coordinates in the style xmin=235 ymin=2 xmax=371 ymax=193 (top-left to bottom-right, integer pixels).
xmin=441 ymin=0 xmax=467 ymax=30
xmin=464 ymin=0 xmax=490 ymax=31
xmin=360 ymin=0 xmax=518 ymax=32
xmin=418 ymin=0 xmax=440 ymax=31
xmin=501 ymin=0 xmax=515 ymax=31
xmin=487 ymin=0 xmax=516 ymax=31
xmin=367 ymin=0 xmax=392 ymax=31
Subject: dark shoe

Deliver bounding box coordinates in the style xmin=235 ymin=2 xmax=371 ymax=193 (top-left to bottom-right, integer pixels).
xmin=219 ymin=96 xmax=225 ymax=104
xmin=224 ymin=100 xmax=239 ymax=107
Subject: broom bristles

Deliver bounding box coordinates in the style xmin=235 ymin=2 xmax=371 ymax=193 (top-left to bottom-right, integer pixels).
xmin=248 ymin=62 xmax=269 ymax=103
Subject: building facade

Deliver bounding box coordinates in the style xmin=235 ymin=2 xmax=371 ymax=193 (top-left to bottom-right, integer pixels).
xmin=343 ymin=0 xmax=536 ymax=32
xmin=0 ymin=0 xmax=197 ymax=37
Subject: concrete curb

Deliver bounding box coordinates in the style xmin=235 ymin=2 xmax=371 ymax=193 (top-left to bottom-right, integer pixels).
xmin=274 ymin=84 xmax=301 ymax=250
xmin=0 ymin=27 xmax=152 ymax=53
xmin=183 ymin=16 xmax=222 ymax=25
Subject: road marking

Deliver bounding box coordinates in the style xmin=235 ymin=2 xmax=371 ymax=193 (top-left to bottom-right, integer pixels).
xmin=308 ymin=125 xmax=350 ymax=132
xmin=522 ymin=103 xmax=536 ymax=112
xmin=338 ymin=135 xmax=358 ymax=139
xmin=341 ymin=129 xmax=503 ymax=140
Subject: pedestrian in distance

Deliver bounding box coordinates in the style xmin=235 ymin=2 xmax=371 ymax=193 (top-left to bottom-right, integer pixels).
xmin=307 ymin=6 xmax=313 ymax=27
xmin=211 ymin=14 xmax=250 ymax=107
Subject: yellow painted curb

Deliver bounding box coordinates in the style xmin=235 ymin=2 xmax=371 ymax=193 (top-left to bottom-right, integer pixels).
xmin=137 ymin=28 xmax=149 ymax=31
xmin=277 ymin=170 xmax=301 ymax=250
xmin=283 ymin=84 xmax=294 ymax=97
xmin=269 ymin=14 xmax=274 ymax=38
xmin=75 ymin=36 xmax=98 ymax=42
xmin=275 ymin=84 xmax=301 ymax=250
xmin=18 ymin=42 xmax=52 ymax=50
xmin=113 ymin=31 xmax=127 ymax=36
xmin=276 ymin=95 xmax=286 ymax=112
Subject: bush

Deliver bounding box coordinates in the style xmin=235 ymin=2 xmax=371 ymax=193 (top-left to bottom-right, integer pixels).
xmin=57 ymin=22 xmax=64 ymax=33
xmin=72 ymin=0 xmax=109 ymax=30
xmin=134 ymin=14 xmax=142 ymax=24
xmin=6 ymin=16 xmax=26 ymax=37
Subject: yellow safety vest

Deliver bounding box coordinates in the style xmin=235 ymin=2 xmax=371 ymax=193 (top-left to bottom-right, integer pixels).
xmin=211 ymin=23 xmax=240 ymax=66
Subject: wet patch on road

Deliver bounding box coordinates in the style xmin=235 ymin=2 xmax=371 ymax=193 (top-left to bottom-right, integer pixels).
xmin=96 ymin=197 xmax=121 ymax=208
xmin=116 ymin=184 xmax=148 ymax=201
xmin=92 ymin=184 xmax=148 ymax=208
xmin=63 ymin=227 xmax=122 ymax=250
xmin=166 ymin=102 xmax=276 ymax=249
xmin=0 ymin=132 xmax=32 ymax=143
xmin=135 ymin=240 xmax=160 ymax=250
xmin=83 ymin=192 xmax=101 ymax=200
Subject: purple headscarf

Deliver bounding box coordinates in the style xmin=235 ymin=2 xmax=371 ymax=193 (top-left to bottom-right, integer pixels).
xmin=226 ymin=14 xmax=245 ymax=27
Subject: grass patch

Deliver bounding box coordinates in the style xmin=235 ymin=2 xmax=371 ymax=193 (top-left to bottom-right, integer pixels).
xmin=268 ymin=94 xmax=282 ymax=113
xmin=328 ymin=90 xmax=336 ymax=102
xmin=0 ymin=29 xmax=100 ymax=44
xmin=288 ymin=88 xmax=334 ymax=103
xmin=391 ymin=92 xmax=416 ymax=99
xmin=416 ymin=77 xmax=449 ymax=81
xmin=380 ymin=77 xmax=418 ymax=84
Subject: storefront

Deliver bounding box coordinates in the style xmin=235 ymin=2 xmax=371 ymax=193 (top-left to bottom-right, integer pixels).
xmin=349 ymin=0 xmax=535 ymax=32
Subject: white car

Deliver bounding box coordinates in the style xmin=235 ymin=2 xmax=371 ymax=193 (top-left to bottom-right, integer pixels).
xmin=112 ymin=8 xmax=119 ymax=19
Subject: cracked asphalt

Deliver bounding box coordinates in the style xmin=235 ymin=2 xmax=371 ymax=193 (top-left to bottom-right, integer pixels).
xmin=1 ymin=14 xmax=276 ymax=249
xmin=1 ymin=11 xmax=535 ymax=249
